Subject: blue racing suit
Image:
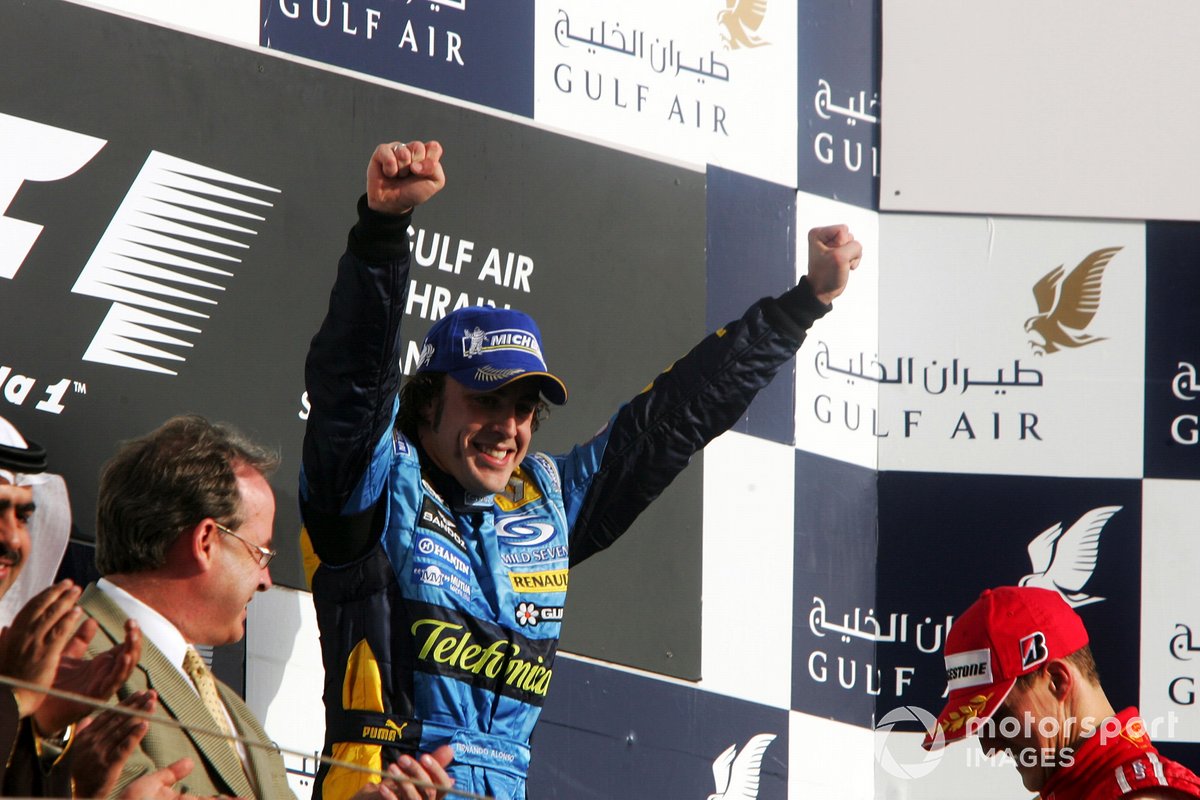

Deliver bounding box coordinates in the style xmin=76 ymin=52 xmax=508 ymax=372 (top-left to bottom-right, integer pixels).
xmin=299 ymin=197 xmax=831 ymax=799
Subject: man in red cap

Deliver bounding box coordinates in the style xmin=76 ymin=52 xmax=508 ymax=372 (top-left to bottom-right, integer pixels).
xmin=926 ymin=586 xmax=1200 ymax=799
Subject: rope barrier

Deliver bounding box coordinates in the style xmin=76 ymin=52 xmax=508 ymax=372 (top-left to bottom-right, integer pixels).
xmin=0 ymin=675 xmax=494 ymax=800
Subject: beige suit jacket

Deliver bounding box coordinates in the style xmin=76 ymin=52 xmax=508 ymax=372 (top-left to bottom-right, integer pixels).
xmin=80 ymin=584 xmax=296 ymax=799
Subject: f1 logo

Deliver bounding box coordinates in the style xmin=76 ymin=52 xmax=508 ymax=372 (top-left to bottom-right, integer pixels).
xmin=1020 ymin=631 xmax=1048 ymax=670
xmin=0 ymin=113 xmax=106 ymax=280
xmin=1 ymin=112 xmax=279 ymax=376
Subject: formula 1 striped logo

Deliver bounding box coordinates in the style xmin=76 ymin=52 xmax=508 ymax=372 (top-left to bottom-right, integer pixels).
xmin=2 ymin=114 xmax=280 ymax=378
xmin=71 ymin=152 xmax=279 ymax=375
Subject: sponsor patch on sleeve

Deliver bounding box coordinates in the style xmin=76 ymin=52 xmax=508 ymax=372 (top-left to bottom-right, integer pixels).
xmin=418 ymin=496 xmax=467 ymax=551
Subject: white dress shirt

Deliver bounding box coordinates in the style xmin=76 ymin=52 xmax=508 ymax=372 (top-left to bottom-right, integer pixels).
xmin=96 ymin=578 xmax=249 ymax=764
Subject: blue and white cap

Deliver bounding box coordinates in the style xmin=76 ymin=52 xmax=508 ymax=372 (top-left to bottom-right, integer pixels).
xmin=416 ymin=307 xmax=568 ymax=405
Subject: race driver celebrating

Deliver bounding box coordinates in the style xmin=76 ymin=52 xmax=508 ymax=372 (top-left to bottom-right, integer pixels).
xmin=300 ymin=139 xmax=861 ymax=800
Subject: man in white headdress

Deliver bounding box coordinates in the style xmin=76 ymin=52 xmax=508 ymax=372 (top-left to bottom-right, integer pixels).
xmin=0 ymin=416 xmax=144 ymax=797
xmin=0 ymin=415 xmax=79 ymax=794
xmin=0 ymin=416 xmax=70 ymax=626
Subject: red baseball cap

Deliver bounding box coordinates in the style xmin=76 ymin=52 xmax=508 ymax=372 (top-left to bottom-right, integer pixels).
xmin=923 ymin=586 xmax=1089 ymax=750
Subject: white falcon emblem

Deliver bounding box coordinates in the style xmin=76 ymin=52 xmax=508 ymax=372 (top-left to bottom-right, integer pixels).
xmin=1018 ymin=506 xmax=1121 ymax=608
xmin=707 ymin=733 xmax=775 ymax=800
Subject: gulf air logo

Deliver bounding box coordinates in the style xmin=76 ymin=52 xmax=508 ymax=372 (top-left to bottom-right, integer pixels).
xmin=707 ymin=733 xmax=775 ymax=800
xmin=0 ymin=113 xmax=279 ymax=376
xmin=1019 ymin=505 xmax=1119 ymax=608
xmin=1024 ymin=247 xmax=1121 ymax=357
xmin=717 ymin=0 xmax=772 ymax=51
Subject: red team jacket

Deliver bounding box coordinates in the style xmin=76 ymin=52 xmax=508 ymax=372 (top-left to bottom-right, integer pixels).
xmin=1041 ymin=709 xmax=1200 ymax=800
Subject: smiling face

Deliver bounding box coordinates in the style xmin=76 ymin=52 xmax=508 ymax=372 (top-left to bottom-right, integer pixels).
xmin=204 ymin=464 xmax=275 ymax=646
xmin=417 ymin=377 xmax=540 ymax=497
xmin=0 ymin=479 xmax=32 ymax=601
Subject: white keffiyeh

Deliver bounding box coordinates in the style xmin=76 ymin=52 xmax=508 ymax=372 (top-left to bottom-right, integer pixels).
xmin=0 ymin=416 xmax=71 ymax=626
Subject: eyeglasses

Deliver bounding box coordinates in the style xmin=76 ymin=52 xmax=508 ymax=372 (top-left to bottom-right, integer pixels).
xmin=214 ymin=523 xmax=277 ymax=568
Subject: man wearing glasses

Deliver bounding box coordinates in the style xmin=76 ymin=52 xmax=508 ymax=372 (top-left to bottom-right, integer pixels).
xmin=78 ymin=413 xmax=296 ymax=798
xmin=81 ymin=415 xmax=454 ymax=799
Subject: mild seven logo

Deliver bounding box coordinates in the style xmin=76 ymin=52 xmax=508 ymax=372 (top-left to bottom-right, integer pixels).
xmin=495 ymin=514 xmax=556 ymax=547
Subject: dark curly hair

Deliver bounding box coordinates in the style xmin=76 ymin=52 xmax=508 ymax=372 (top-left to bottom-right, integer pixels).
xmin=396 ymin=372 xmax=549 ymax=440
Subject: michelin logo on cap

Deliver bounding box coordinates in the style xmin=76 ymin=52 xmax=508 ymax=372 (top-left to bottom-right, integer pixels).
xmin=463 ymin=327 xmax=545 ymax=363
